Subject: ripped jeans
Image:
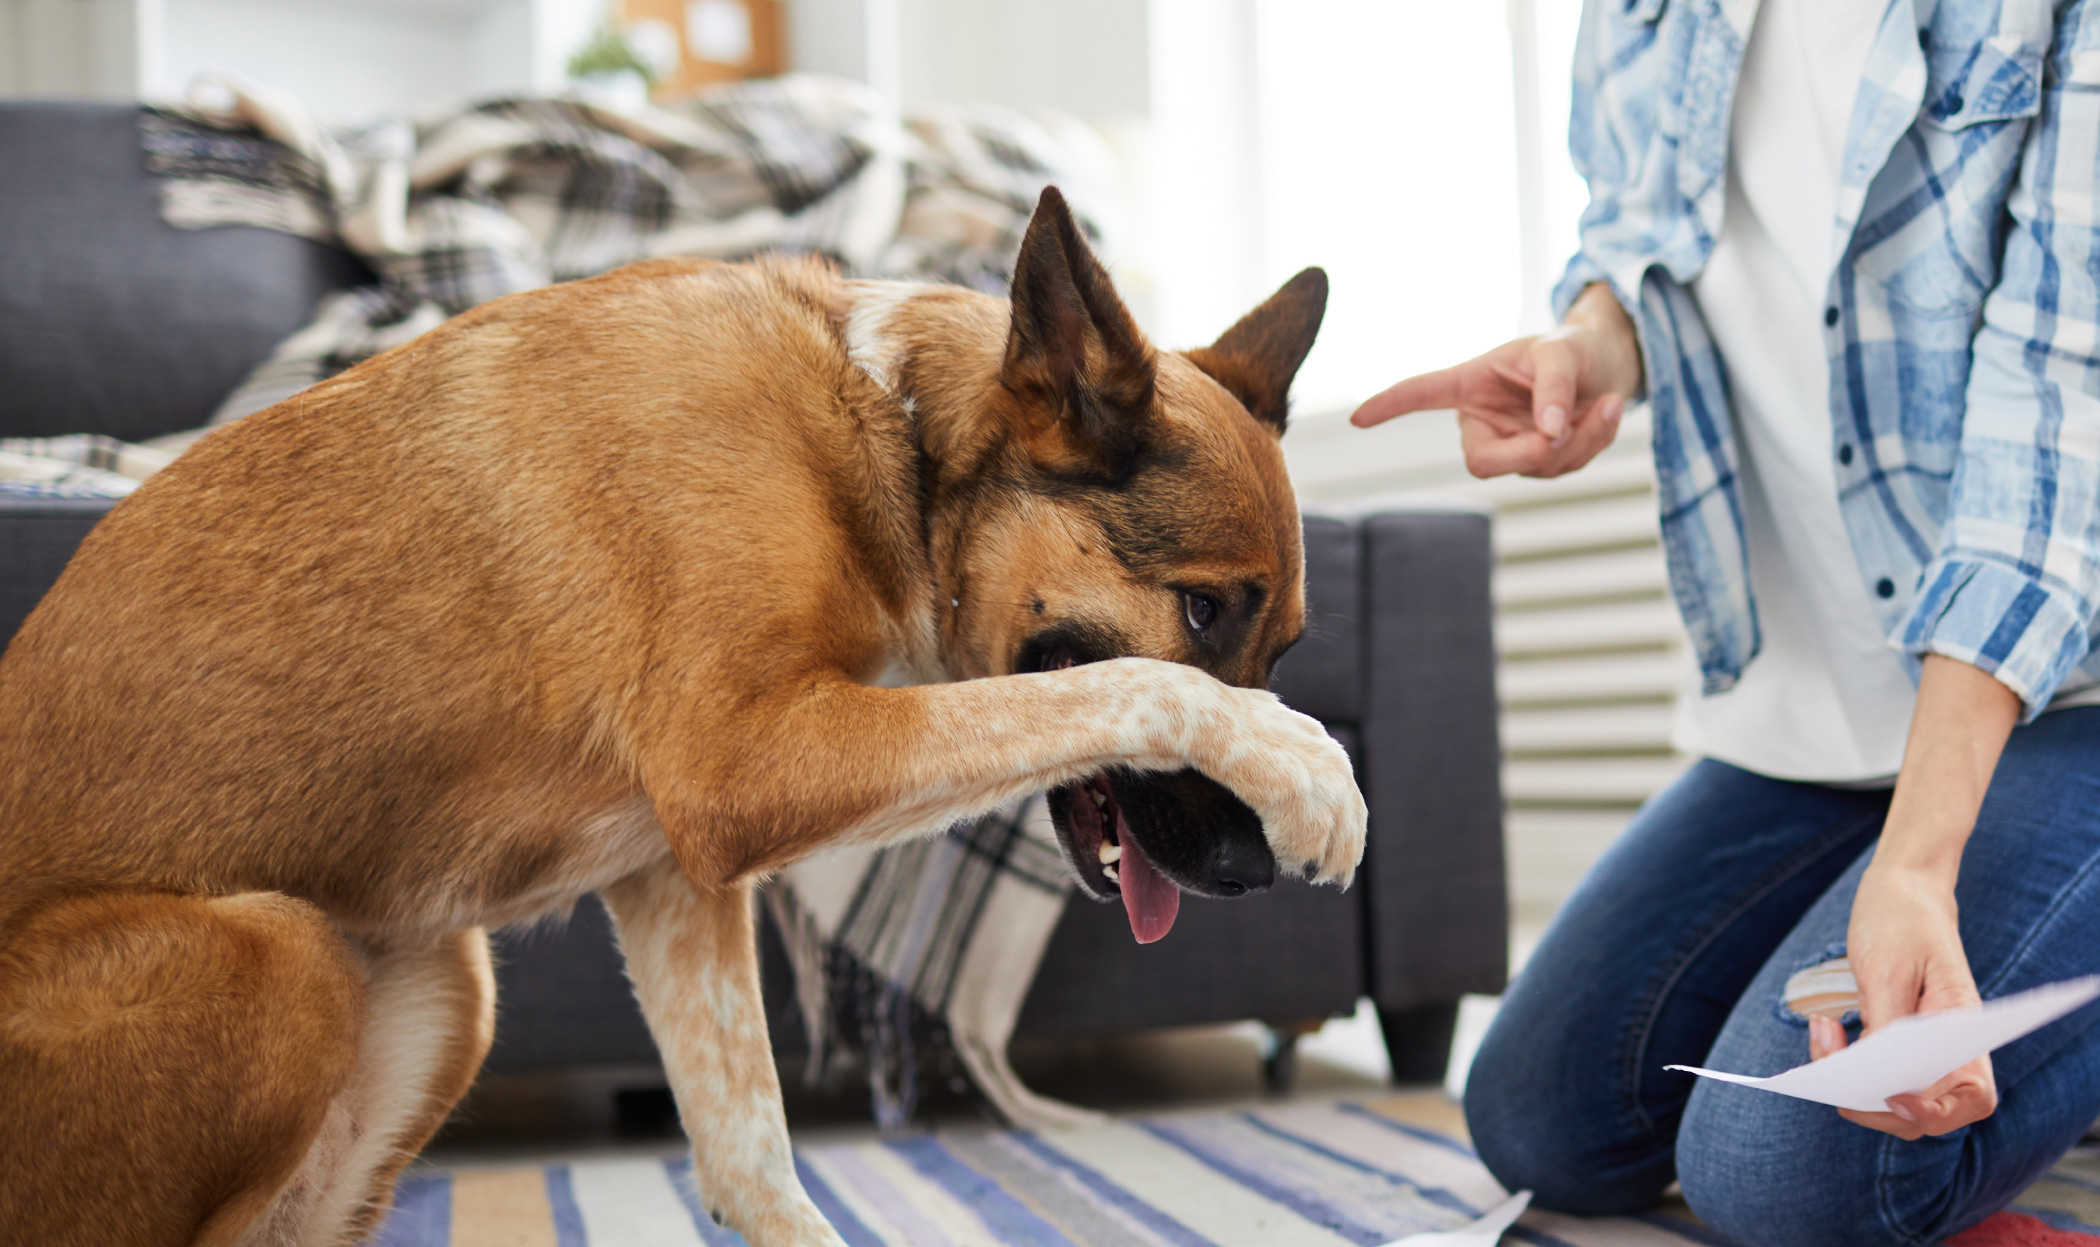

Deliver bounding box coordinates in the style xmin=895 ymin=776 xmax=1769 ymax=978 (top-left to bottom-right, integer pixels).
xmin=1463 ymin=707 xmax=2100 ymax=1246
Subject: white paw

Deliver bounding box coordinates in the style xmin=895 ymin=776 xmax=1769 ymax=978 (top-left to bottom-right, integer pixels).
xmin=1082 ymin=659 xmax=1368 ymax=885
xmin=1201 ymin=686 xmax=1367 ymax=886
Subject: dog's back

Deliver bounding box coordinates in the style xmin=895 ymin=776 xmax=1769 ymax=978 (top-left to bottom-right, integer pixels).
xmin=0 ymin=254 xmax=926 ymax=933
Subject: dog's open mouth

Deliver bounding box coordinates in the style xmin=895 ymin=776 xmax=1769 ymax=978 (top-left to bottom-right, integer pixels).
xmin=1025 ymin=634 xmax=1275 ymax=945
xmin=1056 ymin=772 xmax=1180 ymax=944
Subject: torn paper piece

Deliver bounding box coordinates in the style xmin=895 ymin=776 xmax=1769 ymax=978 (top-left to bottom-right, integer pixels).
xmin=1669 ymin=977 xmax=2100 ymax=1113
xmin=1379 ymin=1190 xmax=1531 ymax=1246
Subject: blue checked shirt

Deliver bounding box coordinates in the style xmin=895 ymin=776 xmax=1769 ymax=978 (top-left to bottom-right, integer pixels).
xmin=1557 ymin=0 xmax=2100 ymax=714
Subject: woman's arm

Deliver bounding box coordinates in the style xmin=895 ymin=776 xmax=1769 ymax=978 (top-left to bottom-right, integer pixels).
xmin=1898 ymin=3 xmax=2100 ymax=715
xmin=1830 ymin=8 xmax=2100 ymax=1139
xmin=1811 ymin=654 xmax=2020 ymax=1139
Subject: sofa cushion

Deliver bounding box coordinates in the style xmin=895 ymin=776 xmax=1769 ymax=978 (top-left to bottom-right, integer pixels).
xmin=0 ymin=102 xmax=368 ymax=442
xmin=0 ymin=498 xmax=115 ymax=649
xmin=1268 ymin=515 xmax=1362 ymax=724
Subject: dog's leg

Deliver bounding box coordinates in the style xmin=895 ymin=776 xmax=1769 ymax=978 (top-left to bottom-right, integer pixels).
xmin=0 ymin=890 xmax=366 ymax=1247
xmin=259 ymin=929 xmax=495 ymax=1246
xmin=651 ymin=656 xmax=1366 ymax=885
xmin=601 ymin=861 xmax=845 ymax=1247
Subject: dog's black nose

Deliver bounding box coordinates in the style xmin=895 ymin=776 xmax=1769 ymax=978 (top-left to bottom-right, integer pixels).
xmin=1206 ymin=837 xmax=1275 ymax=897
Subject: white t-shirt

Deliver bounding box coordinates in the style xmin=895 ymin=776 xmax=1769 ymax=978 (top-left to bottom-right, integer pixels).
xmin=1677 ymin=0 xmax=1895 ymax=781
xmin=1677 ymin=0 xmax=2100 ymax=783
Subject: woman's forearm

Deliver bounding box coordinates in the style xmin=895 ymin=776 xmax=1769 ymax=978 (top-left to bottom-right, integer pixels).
xmin=1876 ymin=654 xmax=2023 ymax=883
xmin=1836 ymin=654 xmax=2022 ymax=1137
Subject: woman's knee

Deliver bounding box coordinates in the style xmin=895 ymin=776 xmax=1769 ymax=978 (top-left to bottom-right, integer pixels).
xmin=1463 ymin=1021 xmax=1674 ymax=1215
xmin=1677 ymin=1081 xmax=1917 ymax=1247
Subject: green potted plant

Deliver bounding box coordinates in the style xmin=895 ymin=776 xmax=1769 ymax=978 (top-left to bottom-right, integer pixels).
xmin=567 ymin=18 xmax=677 ymax=109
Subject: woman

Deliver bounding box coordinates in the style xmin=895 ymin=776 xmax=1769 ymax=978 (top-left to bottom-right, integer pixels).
xmin=1355 ymin=1 xmax=2100 ymax=1242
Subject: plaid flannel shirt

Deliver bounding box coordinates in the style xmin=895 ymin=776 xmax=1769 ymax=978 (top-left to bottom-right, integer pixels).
xmin=1558 ymin=0 xmax=2100 ymax=715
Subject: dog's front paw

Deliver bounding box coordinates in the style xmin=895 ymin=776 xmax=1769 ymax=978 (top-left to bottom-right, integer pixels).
xmin=1202 ymin=688 xmax=1367 ymax=887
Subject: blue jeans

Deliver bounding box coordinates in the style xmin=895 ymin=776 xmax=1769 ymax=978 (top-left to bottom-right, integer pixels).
xmin=1464 ymin=707 xmax=2100 ymax=1246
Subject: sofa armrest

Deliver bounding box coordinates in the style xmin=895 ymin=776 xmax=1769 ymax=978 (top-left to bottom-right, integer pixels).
xmin=0 ymin=497 xmax=117 ymax=650
xmin=1358 ymin=511 xmax=1508 ymax=1009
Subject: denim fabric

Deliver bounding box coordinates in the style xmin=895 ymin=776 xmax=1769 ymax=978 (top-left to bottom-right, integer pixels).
xmin=1465 ymin=708 xmax=2100 ymax=1245
xmin=1558 ymin=0 xmax=2100 ymax=714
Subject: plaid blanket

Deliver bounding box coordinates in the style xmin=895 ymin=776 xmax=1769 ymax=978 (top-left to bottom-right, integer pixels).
xmin=151 ymin=73 xmax=1120 ymax=424
xmin=0 ymin=435 xmax=178 ymax=499
xmin=0 ymin=71 xmax=1118 ymax=493
xmin=7 ymin=75 xmax=1116 ymax=1129
xmin=767 ymin=796 xmax=1099 ymax=1133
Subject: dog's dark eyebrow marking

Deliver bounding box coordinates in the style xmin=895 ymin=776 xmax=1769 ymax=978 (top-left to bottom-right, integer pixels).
xmin=1030 ymin=442 xmax=1196 ymax=498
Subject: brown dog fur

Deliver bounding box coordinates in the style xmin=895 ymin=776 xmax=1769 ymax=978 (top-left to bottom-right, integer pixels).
xmin=0 ymin=188 xmax=1362 ymax=1245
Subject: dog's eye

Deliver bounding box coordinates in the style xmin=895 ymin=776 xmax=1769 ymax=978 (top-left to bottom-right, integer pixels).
xmin=1184 ymin=592 xmax=1220 ymax=633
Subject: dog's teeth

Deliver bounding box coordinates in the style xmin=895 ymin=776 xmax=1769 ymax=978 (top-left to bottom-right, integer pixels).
xmin=1098 ymin=841 xmax=1122 ymax=865
xmin=1103 ymin=864 xmax=1119 ymax=882
xmin=1090 ymin=788 xmax=1109 ymax=810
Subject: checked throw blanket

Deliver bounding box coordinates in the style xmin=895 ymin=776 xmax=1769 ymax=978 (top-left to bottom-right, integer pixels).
xmin=0 ymin=70 xmax=1119 ymax=490
xmin=147 ymin=72 xmax=1123 ymax=426
xmin=6 ymin=74 xmax=1117 ymax=1129
xmin=767 ymin=796 xmax=1102 ymax=1134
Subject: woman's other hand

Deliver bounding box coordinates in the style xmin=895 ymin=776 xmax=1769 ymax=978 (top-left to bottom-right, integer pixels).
xmin=1350 ymin=282 xmax=1643 ymax=479
xmin=1809 ymin=654 xmax=2022 ymax=1140
xmin=1811 ymin=866 xmax=1997 ymax=1140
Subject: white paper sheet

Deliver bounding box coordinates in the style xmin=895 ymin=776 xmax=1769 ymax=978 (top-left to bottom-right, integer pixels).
xmin=1668 ymin=976 xmax=2100 ymax=1113
xmin=1378 ymin=1190 xmax=1532 ymax=1246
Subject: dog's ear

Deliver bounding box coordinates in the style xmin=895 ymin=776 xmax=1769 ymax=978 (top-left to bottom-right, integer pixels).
xmin=1001 ymin=186 xmax=1156 ymax=475
xmin=1184 ymin=267 xmax=1328 ymax=434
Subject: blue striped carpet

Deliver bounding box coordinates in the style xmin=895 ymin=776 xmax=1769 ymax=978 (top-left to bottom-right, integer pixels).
xmin=374 ymin=1095 xmax=2100 ymax=1246
xmin=375 ymin=1096 xmax=1711 ymax=1246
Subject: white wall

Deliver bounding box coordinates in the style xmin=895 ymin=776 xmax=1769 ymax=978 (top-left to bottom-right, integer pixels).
xmin=0 ymin=0 xmax=153 ymax=97
xmin=157 ymin=0 xmax=477 ymax=117
xmin=786 ymin=0 xmax=1583 ymax=409
xmin=1249 ymin=1 xmax=1531 ymax=413
xmin=785 ymin=0 xmax=1154 ymax=312
xmin=1140 ymin=0 xmax=1263 ymax=354
xmin=1124 ymin=1 xmax=1584 ymax=404
xmin=790 ymin=0 xmax=891 ymax=103
xmin=153 ymin=0 xmax=606 ymax=119
xmin=788 ymin=0 xmax=1147 ymax=122
xmin=0 ymin=0 xmax=603 ymax=117
xmin=1510 ymin=0 xmax=1590 ymax=332
xmin=895 ymin=0 xmax=1147 ymax=122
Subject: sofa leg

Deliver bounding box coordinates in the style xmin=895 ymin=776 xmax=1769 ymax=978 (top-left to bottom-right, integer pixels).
xmin=1259 ymin=1027 xmax=1299 ymax=1094
xmin=1377 ymin=1001 xmax=1459 ymax=1085
xmin=1258 ymin=1019 xmax=1330 ymax=1094
xmin=614 ymin=1085 xmax=681 ymax=1137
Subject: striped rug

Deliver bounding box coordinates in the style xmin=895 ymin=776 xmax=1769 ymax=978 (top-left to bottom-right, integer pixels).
xmin=377 ymin=1095 xmax=2100 ymax=1246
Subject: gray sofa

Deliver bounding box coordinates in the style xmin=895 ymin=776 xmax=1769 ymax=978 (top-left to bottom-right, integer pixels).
xmin=0 ymin=100 xmax=1508 ymax=1086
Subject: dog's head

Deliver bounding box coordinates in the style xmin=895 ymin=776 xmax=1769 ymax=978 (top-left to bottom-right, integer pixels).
xmin=938 ymin=187 xmax=1327 ymax=944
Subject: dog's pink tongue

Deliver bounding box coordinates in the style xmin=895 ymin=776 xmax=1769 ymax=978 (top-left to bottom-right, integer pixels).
xmin=1117 ymin=829 xmax=1179 ymax=944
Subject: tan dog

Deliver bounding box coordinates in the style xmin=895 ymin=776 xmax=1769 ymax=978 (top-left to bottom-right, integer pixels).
xmin=0 ymin=187 xmax=1364 ymax=1246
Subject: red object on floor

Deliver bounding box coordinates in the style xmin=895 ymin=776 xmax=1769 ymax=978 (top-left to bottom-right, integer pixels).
xmin=1950 ymin=1211 xmax=2100 ymax=1245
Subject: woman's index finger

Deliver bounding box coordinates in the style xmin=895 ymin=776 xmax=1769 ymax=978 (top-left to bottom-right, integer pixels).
xmin=1350 ymin=367 xmax=1468 ymax=427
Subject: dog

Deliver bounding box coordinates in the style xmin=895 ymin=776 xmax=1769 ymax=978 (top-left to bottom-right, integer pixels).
xmin=0 ymin=186 xmax=1365 ymax=1246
